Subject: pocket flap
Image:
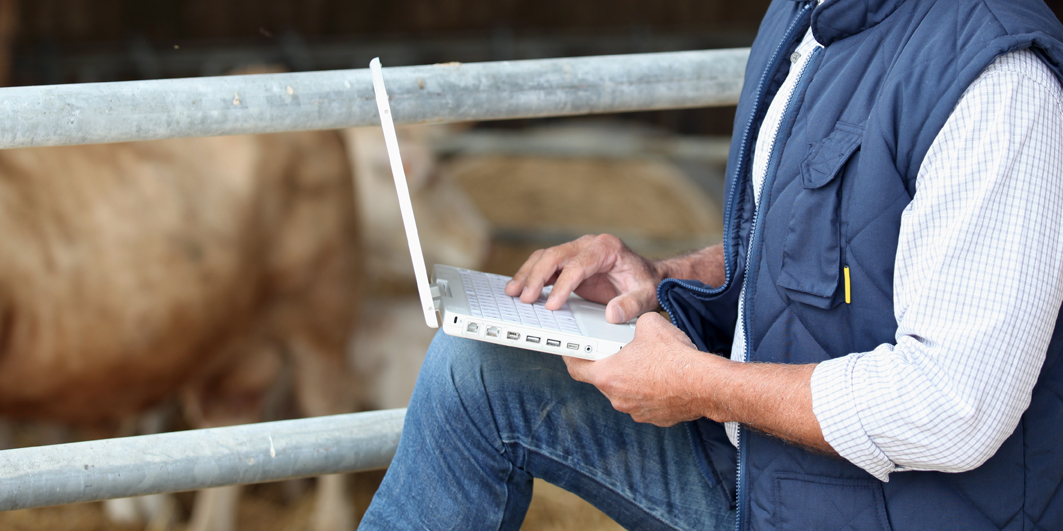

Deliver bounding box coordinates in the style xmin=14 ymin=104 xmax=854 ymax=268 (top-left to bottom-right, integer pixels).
xmin=801 ymin=122 xmax=863 ymax=189
xmin=778 ymin=122 xmax=863 ymax=308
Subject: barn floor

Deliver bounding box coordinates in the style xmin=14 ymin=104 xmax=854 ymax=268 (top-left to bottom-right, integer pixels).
xmin=0 ymin=473 xmax=622 ymax=530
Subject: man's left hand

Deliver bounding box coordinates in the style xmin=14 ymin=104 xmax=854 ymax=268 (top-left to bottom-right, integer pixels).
xmin=564 ymin=312 xmax=715 ymax=427
xmin=566 ymin=312 xmax=834 ymax=454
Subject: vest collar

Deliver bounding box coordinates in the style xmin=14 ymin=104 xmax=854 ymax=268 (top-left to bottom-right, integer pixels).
xmin=794 ymin=0 xmax=906 ymax=46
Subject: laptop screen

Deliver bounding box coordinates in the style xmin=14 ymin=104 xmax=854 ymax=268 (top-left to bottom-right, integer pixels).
xmin=370 ymin=57 xmax=440 ymax=328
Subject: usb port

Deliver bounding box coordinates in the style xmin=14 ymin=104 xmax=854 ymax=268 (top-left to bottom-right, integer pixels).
xmin=507 ymin=331 xmax=521 ymax=340
xmin=466 ymin=322 xmax=480 ymax=334
xmin=567 ymin=342 xmax=579 ymax=350
xmin=486 ymin=326 xmax=500 ymax=338
xmin=526 ymin=335 xmax=541 ymax=344
xmin=546 ymin=339 xmax=561 ymax=347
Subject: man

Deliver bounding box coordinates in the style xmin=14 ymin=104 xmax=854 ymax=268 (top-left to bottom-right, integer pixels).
xmin=362 ymin=0 xmax=1063 ymax=529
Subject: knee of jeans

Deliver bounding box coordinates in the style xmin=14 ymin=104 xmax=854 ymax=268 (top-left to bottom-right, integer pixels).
xmin=408 ymin=332 xmax=516 ymax=452
xmin=414 ymin=330 xmax=494 ymax=409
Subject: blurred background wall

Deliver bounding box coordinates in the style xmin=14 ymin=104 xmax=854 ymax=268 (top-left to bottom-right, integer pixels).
xmin=10 ymin=0 xmax=1061 ymax=81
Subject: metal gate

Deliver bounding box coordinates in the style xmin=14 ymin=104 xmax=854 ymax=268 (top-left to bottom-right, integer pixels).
xmin=0 ymin=47 xmax=748 ymax=511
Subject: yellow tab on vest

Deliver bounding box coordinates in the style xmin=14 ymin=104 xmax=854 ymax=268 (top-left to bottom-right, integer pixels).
xmin=844 ymin=267 xmax=851 ymax=304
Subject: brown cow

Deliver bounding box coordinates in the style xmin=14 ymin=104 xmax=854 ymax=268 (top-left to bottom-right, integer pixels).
xmin=0 ymin=131 xmax=361 ymax=531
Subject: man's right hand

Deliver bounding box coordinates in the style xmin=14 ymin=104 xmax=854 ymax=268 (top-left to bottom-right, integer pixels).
xmin=504 ymin=234 xmax=663 ymax=324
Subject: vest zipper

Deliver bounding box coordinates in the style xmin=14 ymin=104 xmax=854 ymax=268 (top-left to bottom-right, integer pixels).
xmin=733 ymin=7 xmax=816 ymax=531
xmin=653 ymin=5 xmax=814 ymax=529
xmin=656 ymin=2 xmax=815 ymax=324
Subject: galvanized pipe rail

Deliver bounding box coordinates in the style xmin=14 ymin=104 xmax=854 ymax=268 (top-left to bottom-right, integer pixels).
xmin=0 ymin=48 xmax=748 ymax=149
xmin=0 ymin=409 xmax=405 ymax=511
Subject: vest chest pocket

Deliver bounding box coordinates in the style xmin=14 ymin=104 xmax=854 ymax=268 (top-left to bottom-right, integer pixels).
xmin=777 ymin=122 xmax=863 ymax=309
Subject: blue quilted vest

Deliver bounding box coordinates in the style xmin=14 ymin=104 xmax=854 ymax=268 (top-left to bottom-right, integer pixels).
xmin=658 ymin=0 xmax=1063 ymax=529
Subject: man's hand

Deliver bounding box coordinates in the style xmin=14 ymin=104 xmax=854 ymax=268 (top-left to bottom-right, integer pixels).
xmin=564 ymin=312 xmax=712 ymax=427
xmin=505 ymin=234 xmax=662 ymax=324
xmin=566 ymin=313 xmax=836 ymax=455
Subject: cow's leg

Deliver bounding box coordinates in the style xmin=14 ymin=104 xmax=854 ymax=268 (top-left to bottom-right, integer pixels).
xmin=182 ymin=339 xmax=284 ymax=531
xmin=141 ymin=493 xmax=178 ymax=531
xmin=313 ymin=474 xmax=351 ymax=531
xmin=103 ymin=405 xmax=180 ymax=529
xmin=106 ymin=493 xmax=177 ymax=530
xmin=289 ymin=333 xmax=357 ymax=531
xmin=263 ymin=129 xmax=361 ymax=529
xmin=187 ymin=486 xmax=239 ymax=531
xmin=273 ymin=298 xmax=357 ymax=531
xmin=103 ymin=498 xmax=143 ymax=526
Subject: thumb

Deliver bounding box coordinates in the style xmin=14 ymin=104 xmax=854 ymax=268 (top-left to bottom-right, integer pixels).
xmin=606 ymin=288 xmax=657 ymax=324
xmin=563 ymin=355 xmax=595 ymax=383
xmin=634 ymin=311 xmax=697 ymax=348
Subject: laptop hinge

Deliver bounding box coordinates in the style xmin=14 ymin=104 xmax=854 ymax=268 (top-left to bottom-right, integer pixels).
xmin=430 ymin=283 xmax=443 ymax=312
xmin=429 ymin=283 xmax=443 ymax=326
xmin=431 ymin=279 xmax=451 ymax=300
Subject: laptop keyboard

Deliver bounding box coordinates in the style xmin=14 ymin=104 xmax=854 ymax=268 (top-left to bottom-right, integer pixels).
xmin=459 ymin=269 xmax=582 ymax=334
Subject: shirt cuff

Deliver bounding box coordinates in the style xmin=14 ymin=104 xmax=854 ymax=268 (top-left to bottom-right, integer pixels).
xmin=811 ymin=352 xmax=896 ymax=482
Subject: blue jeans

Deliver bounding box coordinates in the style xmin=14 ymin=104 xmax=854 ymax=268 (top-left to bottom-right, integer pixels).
xmin=360 ymin=331 xmax=735 ymax=530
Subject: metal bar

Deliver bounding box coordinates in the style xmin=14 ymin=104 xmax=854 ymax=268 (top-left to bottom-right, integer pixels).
xmin=0 ymin=409 xmax=405 ymax=511
xmin=0 ymin=48 xmax=748 ymax=149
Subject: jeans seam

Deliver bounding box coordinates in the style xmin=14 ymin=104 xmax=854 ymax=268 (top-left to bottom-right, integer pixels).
xmin=497 ymin=457 xmax=517 ymax=531
xmin=507 ymin=439 xmax=690 ymax=530
xmin=447 ymin=356 xmax=510 ymax=458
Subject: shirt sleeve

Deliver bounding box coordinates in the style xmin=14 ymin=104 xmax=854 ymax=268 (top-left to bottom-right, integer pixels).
xmin=810 ymin=49 xmax=1063 ymax=481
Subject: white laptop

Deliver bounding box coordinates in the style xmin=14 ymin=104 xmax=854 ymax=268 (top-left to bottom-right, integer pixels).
xmin=369 ymin=57 xmax=635 ymax=360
